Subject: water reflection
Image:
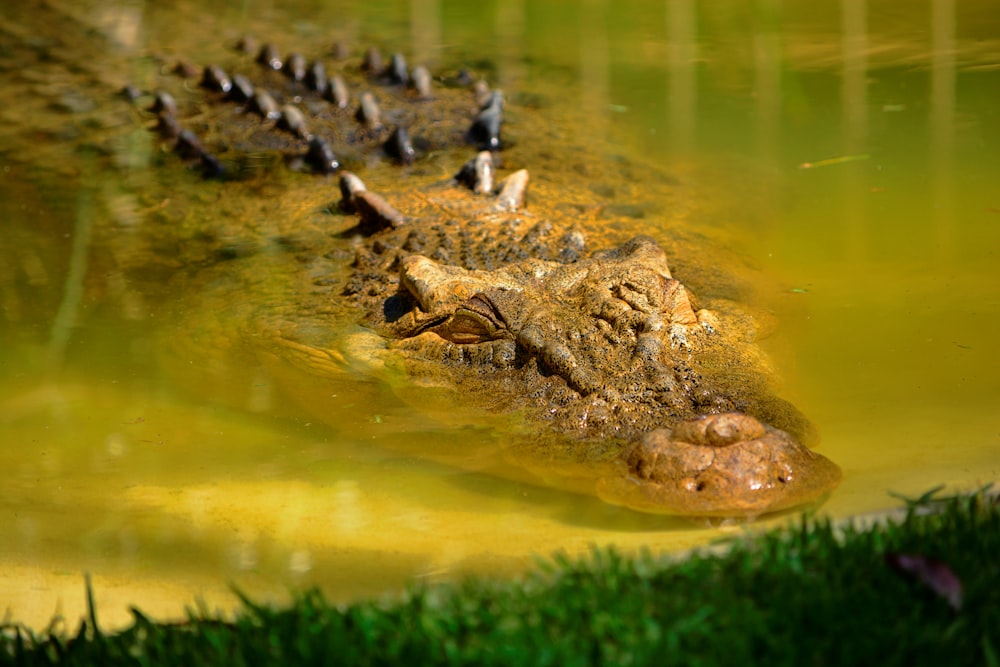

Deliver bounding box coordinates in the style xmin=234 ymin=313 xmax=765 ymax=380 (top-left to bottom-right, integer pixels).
xmin=666 ymin=0 xmax=697 ymax=154
xmin=840 ymin=0 xmax=868 ymax=260
xmin=930 ymin=0 xmax=956 ymax=261
xmin=1 ymin=0 xmax=997 ymax=630
xmin=45 ymin=184 xmax=95 ymax=370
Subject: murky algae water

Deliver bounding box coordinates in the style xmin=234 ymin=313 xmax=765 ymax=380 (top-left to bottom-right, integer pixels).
xmin=1 ymin=0 xmax=998 ymax=629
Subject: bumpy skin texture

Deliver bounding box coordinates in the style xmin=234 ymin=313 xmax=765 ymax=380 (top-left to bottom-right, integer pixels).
xmin=597 ymin=413 xmax=842 ymax=516
xmin=30 ymin=12 xmax=838 ymax=517
xmin=141 ymin=38 xmax=501 ymax=179
xmin=329 ymin=165 xmax=841 ymax=517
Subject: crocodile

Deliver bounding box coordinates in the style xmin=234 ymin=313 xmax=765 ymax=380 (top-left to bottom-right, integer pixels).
xmin=151 ymin=145 xmax=840 ymax=515
xmin=3 ymin=3 xmax=840 ymax=517
xmin=289 ymin=161 xmax=841 ymax=517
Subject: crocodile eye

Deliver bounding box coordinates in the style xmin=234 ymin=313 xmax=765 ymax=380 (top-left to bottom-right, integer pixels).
xmin=434 ymin=292 xmax=508 ymax=344
xmin=437 ymin=308 xmax=499 ymax=344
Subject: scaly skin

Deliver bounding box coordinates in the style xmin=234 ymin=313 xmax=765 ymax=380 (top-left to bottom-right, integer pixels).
xmin=136 ymin=37 xmax=504 ymax=179
xmin=1 ymin=2 xmax=840 ymax=516
xmin=249 ymin=161 xmax=841 ymax=517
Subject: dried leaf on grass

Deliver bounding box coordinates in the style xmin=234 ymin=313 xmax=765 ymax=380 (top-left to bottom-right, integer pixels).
xmin=886 ymin=552 xmax=964 ymax=611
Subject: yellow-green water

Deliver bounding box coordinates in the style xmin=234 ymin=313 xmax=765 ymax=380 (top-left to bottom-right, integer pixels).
xmin=1 ymin=0 xmax=998 ymax=629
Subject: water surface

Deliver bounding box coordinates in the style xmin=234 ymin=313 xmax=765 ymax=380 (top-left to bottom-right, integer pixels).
xmin=1 ymin=0 xmax=998 ymax=629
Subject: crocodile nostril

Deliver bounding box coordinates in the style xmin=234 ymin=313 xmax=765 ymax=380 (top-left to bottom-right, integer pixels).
xmin=640 ymin=314 xmax=665 ymax=333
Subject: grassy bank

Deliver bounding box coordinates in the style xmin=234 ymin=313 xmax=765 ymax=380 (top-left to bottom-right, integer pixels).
xmin=2 ymin=489 xmax=997 ymax=666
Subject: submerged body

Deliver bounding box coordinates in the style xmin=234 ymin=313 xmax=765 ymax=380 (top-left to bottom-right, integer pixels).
xmin=7 ymin=5 xmax=840 ymax=517
xmin=316 ymin=163 xmax=841 ymax=516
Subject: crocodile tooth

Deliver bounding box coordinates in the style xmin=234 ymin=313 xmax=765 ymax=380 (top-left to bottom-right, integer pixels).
xmin=355 ymin=92 xmax=382 ymax=130
xmin=305 ymin=136 xmax=339 ymax=174
xmin=146 ymin=41 xmax=506 ymax=183
xmin=338 ymin=172 xmax=405 ymax=231
xmin=149 ymin=90 xmax=177 ymax=115
xmin=409 ymin=65 xmax=433 ymax=99
xmin=493 ymin=169 xmax=528 ymax=212
xmin=455 ymin=151 xmax=494 ymax=194
xmin=226 ymin=74 xmax=254 ymax=103
xmin=257 ymin=43 xmax=282 ymax=70
xmin=277 ymin=104 xmax=310 ymax=139
xmin=362 ymin=46 xmax=383 ymax=74
xmin=339 ymin=171 xmax=367 ymax=212
xmin=355 ymin=191 xmax=405 ymax=231
xmin=386 ymin=53 xmax=408 ymax=84
xmin=384 ymin=126 xmax=415 ymax=164
xmin=235 ymin=35 xmax=258 ymax=56
xmin=324 ymin=75 xmax=349 ymax=108
xmin=306 ymin=61 xmax=327 ymax=94
xmin=286 ymin=52 xmax=306 ymax=82
xmin=249 ymin=90 xmax=280 ymax=120
xmin=201 ymin=65 xmax=232 ymax=93
xmin=469 ymin=90 xmax=503 ymax=150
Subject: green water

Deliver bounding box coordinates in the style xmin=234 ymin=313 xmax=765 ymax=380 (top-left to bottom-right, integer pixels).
xmin=1 ymin=0 xmax=998 ymax=628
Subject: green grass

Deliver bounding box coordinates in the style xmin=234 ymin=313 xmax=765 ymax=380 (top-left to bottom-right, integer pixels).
xmin=3 ymin=489 xmax=998 ymax=666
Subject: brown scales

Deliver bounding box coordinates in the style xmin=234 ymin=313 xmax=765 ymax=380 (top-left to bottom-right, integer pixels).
xmin=136 ymin=40 xmax=502 ymax=178
xmin=329 ymin=159 xmax=840 ymax=517
xmin=114 ymin=32 xmax=840 ymax=517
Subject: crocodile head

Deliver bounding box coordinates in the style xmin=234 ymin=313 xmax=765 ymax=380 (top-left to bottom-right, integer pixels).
xmin=379 ymin=218 xmax=841 ymax=517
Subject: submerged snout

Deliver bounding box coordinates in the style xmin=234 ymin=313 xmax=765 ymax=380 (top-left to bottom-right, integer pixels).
xmin=596 ymin=413 xmax=842 ymax=517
